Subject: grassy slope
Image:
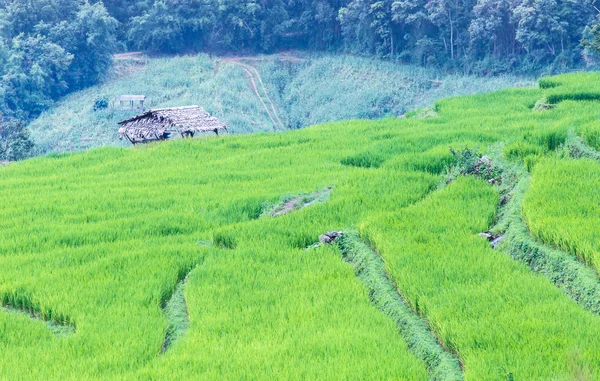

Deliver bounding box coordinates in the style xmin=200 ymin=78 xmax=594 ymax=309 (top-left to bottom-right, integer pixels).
xmin=27 ymin=53 xmax=533 ymax=155
xmin=28 ymin=55 xmax=274 ymax=154
xmin=2 ymin=73 xmax=600 ymax=379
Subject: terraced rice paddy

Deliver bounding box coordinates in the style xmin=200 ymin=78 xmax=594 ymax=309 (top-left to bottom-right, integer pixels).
xmin=524 ymin=158 xmax=600 ymax=271
xmin=2 ymin=72 xmax=600 ymax=379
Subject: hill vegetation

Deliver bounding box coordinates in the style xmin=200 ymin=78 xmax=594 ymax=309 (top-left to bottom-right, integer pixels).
xmin=2 ymin=73 xmax=600 ymax=379
xmin=28 ymin=53 xmax=532 ymax=154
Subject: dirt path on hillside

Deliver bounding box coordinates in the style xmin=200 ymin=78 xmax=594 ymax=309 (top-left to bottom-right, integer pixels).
xmin=112 ymin=52 xmax=147 ymax=78
xmin=222 ymin=57 xmax=287 ymax=131
xmin=113 ymin=52 xmax=144 ymax=60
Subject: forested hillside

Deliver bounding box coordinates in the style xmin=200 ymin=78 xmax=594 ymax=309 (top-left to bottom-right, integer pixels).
xmin=121 ymin=0 xmax=600 ymax=75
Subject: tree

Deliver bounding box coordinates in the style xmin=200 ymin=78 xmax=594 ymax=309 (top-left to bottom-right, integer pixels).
xmin=298 ymin=0 xmax=346 ymax=49
xmin=2 ymin=34 xmax=73 ymax=118
xmin=120 ymin=0 xmax=598 ymax=73
xmin=369 ymin=0 xmax=395 ymax=56
xmin=512 ymin=0 xmax=564 ymax=60
xmin=469 ymin=0 xmax=515 ymax=58
xmin=0 ymin=0 xmax=118 ymax=155
xmin=339 ymin=0 xmax=384 ymax=54
xmin=426 ymin=0 xmax=475 ymax=61
xmin=128 ymin=0 xmax=216 ymax=53
xmin=0 ymin=0 xmax=80 ymax=37
xmin=44 ymin=2 xmax=118 ymax=89
xmin=0 ymin=117 xmax=33 ymax=161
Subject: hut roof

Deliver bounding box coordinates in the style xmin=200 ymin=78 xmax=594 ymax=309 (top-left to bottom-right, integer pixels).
xmin=118 ymin=106 xmax=227 ymax=143
xmin=117 ymin=95 xmax=146 ymax=101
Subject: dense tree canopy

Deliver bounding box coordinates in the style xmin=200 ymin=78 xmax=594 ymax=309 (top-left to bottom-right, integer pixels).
xmin=121 ymin=0 xmax=599 ymax=73
xmin=0 ymin=0 xmax=118 ymax=119
xmin=0 ymin=0 xmax=118 ymax=159
xmin=1 ymin=0 xmax=600 ymax=160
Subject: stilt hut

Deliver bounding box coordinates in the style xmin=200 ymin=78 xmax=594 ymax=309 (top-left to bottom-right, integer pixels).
xmin=118 ymin=106 xmax=228 ymax=145
xmin=116 ymin=95 xmax=146 ymax=110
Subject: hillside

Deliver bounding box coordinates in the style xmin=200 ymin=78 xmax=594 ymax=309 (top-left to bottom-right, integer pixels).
xmin=27 ymin=53 xmax=533 ymax=155
xmin=2 ymin=73 xmax=600 ymax=379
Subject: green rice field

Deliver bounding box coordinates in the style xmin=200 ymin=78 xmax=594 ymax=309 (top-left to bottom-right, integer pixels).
xmin=2 ymin=72 xmax=600 ymax=379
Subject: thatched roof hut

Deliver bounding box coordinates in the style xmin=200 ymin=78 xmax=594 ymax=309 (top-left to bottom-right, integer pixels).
xmin=118 ymin=106 xmax=227 ymax=145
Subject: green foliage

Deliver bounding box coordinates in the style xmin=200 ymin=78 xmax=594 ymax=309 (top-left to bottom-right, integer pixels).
xmin=0 ymin=118 xmax=34 ymax=161
xmin=2 ymin=34 xmax=74 ymax=118
xmin=118 ymin=0 xmax=597 ymax=74
xmin=582 ymin=22 xmax=600 ymax=55
xmin=93 ymin=97 xmax=109 ymax=112
xmin=445 ymin=146 xmax=503 ymax=185
xmin=127 ymin=0 xmax=216 ymax=53
xmin=0 ymin=0 xmax=118 ymax=119
xmin=0 ymin=0 xmax=117 ymax=158
xmin=127 ymin=0 xmax=344 ymax=53
xmin=50 ymin=1 xmax=119 ymax=90
xmin=450 ymin=146 xmax=483 ymax=173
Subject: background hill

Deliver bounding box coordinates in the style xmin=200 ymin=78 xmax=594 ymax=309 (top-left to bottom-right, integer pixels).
xmin=28 ymin=52 xmax=533 ymax=154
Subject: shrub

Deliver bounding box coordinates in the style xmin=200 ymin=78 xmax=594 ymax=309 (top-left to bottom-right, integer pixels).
xmin=93 ymin=96 xmax=109 ymax=112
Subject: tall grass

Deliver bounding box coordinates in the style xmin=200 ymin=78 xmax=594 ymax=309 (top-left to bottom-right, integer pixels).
xmin=27 ymin=55 xmax=276 ymax=154
xmin=337 ymin=232 xmax=463 ymax=381
xmin=260 ymin=53 xmax=534 ymax=129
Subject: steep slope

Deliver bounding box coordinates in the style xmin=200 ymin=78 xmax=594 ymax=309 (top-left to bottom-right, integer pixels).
xmin=27 ymin=53 xmax=533 ymax=155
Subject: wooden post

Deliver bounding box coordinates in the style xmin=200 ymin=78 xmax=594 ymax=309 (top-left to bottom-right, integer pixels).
xmin=125 ymin=133 xmax=135 ymax=145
